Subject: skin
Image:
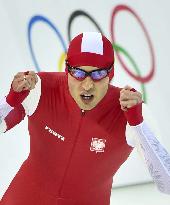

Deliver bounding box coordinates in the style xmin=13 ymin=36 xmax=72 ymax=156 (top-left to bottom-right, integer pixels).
xmin=119 ymin=85 xmax=143 ymax=111
xmin=68 ymin=66 xmax=109 ymax=110
xmin=12 ymin=71 xmax=38 ymax=92
xmin=12 ymin=69 xmax=142 ymax=111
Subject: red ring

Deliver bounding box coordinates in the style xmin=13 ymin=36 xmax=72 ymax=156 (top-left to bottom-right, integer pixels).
xmin=110 ymin=4 xmax=155 ymax=83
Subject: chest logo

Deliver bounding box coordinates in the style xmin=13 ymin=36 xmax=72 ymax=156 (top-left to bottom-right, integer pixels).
xmin=45 ymin=125 xmax=65 ymax=141
xmin=90 ymin=138 xmax=106 ymax=153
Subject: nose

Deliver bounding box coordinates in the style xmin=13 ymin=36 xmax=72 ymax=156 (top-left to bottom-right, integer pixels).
xmin=81 ymin=76 xmax=94 ymax=91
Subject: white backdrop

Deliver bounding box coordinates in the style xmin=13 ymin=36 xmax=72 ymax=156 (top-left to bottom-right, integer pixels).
xmin=0 ymin=0 xmax=170 ymax=200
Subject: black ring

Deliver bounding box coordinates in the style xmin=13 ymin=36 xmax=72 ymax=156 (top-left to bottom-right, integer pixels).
xmin=67 ymin=10 xmax=104 ymax=42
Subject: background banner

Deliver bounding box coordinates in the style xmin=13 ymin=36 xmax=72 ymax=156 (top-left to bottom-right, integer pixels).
xmin=0 ymin=0 xmax=170 ymax=199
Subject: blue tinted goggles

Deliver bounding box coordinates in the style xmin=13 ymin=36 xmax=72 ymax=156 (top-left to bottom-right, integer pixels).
xmin=66 ymin=62 xmax=112 ymax=81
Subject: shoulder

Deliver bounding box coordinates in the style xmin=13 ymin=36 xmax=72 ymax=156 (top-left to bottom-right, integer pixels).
xmin=108 ymin=84 xmax=122 ymax=99
xmin=37 ymin=72 xmax=67 ymax=88
xmin=103 ymin=85 xmax=122 ymax=110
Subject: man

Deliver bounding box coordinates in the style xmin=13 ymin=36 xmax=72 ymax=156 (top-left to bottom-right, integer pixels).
xmin=0 ymin=32 xmax=170 ymax=205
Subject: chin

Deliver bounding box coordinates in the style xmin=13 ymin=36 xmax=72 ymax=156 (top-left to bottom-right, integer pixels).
xmin=80 ymin=103 xmax=96 ymax=111
xmin=77 ymin=97 xmax=97 ymax=110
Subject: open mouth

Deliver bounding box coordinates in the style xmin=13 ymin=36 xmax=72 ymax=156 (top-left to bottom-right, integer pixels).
xmin=80 ymin=94 xmax=94 ymax=104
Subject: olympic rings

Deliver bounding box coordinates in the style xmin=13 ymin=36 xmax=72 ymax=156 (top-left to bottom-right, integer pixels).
xmin=28 ymin=15 xmax=67 ymax=72
xmin=58 ymin=52 xmax=67 ymax=72
xmin=111 ymin=4 xmax=155 ymax=83
xmin=27 ymin=4 xmax=156 ymax=103
xmin=113 ymin=43 xmax=147 ymax=102
xmin=67 ymin=10 xmax=104 ymax=41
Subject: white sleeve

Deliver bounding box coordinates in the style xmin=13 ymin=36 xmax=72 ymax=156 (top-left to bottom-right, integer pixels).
xmin=21 ymin=74 xmax=41 ymax=116
xmin=126 ymin=104 xmax=170 ymax=194
xmin=0 ymin=97 xmax=13 ymax=120
xmin=0 ymin=96 xmax=13 ymax=133
xmin=0 ymin=119 xmax=7 ymax=133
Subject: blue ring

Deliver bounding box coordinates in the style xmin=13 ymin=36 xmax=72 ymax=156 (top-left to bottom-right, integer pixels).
xmin=28 ymin=15 xmax=67 ymax=72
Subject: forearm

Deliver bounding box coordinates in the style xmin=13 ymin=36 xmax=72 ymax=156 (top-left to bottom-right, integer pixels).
xmin=0 ymin=70 xmax=40 ymax=120
xmin=0 ymin=73 xmax=41 ymax=133
xmin=132 ymin=121 xmax=170 ymax=194
xmin=124 ymin=101 xmax=170 ymax=194
xmin=0 ymin=88 xmax=29 ymax=132
xmin=0 ymin=77 xmax=30 ymax=120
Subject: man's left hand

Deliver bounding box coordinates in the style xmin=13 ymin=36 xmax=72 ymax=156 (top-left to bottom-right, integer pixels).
xmin=119 ymin=85 xmax=143 ymax=111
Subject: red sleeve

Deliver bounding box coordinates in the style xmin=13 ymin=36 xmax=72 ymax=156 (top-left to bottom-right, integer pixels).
xmin=124 ymin=102 xmax=143 ymax=126
xmin=123 ymin=88 xmax=143 ymax=126
xmin=4 ymin=104 xmax=26 ymax=132
xmin=6 ymin=86 xmax=30 ymax=107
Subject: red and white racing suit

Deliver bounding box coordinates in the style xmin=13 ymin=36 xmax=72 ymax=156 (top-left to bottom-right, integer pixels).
xmin=0 ymin=72 xmax=170 ymax=205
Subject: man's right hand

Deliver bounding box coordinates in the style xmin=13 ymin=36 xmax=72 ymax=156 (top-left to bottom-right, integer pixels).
xmin=12 ymin=71 xmax=38 ymax=92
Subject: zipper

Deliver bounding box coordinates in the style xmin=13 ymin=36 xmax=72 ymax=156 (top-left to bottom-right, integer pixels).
xmin=81 ymin=109 xmax=85 ymax=116
xmin=58 ymin=109 xmax=85 ymax=196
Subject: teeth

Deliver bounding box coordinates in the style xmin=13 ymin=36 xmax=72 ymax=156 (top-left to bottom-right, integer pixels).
xmin=84 ymin=94 xmax=91 ymax=97
xmin=81 ymin=94 xmax=92 ymax=97
xmin=81 ymin=94 xmax=93 ymax=100
xmin=83 ymin=96 xmax=91 ymax=99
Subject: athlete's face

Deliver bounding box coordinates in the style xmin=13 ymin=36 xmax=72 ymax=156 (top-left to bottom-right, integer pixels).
xmin=68 ymin=66 xmax=109 ymax=110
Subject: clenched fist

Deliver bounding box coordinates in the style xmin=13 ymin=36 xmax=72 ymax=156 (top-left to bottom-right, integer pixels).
xmin=12 ymin=71 xmax=38 ymax=92
xmin=119 ymin=85 xmax=143 ymax=111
